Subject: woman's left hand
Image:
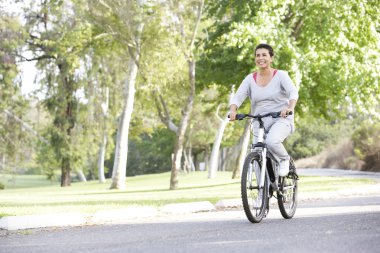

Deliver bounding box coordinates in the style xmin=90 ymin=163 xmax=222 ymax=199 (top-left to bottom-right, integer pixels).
xmin=280 ymin=108 xmax=293 ymax=118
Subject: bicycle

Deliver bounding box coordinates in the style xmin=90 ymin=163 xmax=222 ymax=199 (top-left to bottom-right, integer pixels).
xmin=233 ymin=111 xmax=299 ymax=223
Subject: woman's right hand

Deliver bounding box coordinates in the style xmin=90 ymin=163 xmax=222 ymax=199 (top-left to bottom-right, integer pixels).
xmin=229 ymin=111 xmax=237 ymax=121
xmin=229 ymin=105 xmax=238 ymax=121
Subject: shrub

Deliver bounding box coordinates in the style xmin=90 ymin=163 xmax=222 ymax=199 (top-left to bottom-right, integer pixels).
xmin=285 ymin=116 xmax=354 ymax=160
xmin=351 ymin=121 xmax=380 ymax=172
xmin=0 ymin=182 xmax=4 ymax=190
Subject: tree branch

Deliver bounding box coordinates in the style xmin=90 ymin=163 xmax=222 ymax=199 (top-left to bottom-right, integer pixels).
xmin=291 ymin=19 xmax=304 ymax=39
xmin=152 ymin=90 xmax=178 ymax=133
xmin=3 ymin=109 xmax=49 ymax=144
xmin=189 ymin=0 xmax=204 ymax=54
xmin=215 ymin=104 xmax=224 ymax=122
xmin=17 ymin=53 xmax=56 ymax=62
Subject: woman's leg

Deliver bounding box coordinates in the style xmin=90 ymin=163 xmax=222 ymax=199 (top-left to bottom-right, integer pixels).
xmin=265 ymin=119 xmax=292 ymax=176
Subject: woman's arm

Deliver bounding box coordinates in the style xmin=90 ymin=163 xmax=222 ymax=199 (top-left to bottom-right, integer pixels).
xmin=281 ymin=99 xmax=297 ymax=118
xmin=229 ymin=104 xmax=238 ymax=121
xmin=229 ymin=75 xmax=251 ymax=121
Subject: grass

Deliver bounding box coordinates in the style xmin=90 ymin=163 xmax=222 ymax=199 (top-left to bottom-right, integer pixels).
xmin=0 ymin=171 xmax=376 ymax=218
xmin=0 ymin=174 xmax=55 ymax=189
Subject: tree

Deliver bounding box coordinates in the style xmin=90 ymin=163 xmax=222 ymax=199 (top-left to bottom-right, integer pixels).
xmin=88 ymin=0 xmax=167 ymax=189
xmin=167 ymin=0 xmax=205 ymax=190
xmin=23 ymin=0 xmax=93 ymax=186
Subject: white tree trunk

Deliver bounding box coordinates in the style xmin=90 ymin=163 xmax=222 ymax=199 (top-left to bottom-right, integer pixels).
xmin=208 ymin=114 xmax=229 ymax=179
xmin=170 ymin=60 xmax=195 ymax=189
xmin=98 ymin=88 xmax=109 ymax=183
xmin=208 ymin=86 xmax=235 ymax=179
xmin=188 ymin=145 xmax=195 ymax=172
xmin=232 ymin=120 xmax=251 ymax=179
xmin=98 ymin=132 xmax=107 ymax=183
xmin=110 ymin=20 xmax=143 ymax=189
xmin=77 ymin=170 xmax=87 ymax=182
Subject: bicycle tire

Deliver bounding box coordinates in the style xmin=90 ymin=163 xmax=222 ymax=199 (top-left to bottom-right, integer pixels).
xmin=277 ymin=158 xmax=298 ymax=219
xmin=241 ymin=152 xmax=268 ymax=223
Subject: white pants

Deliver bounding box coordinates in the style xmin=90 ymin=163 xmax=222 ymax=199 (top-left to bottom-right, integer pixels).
xmin=252 ymin=117 xmax=293 ymax=160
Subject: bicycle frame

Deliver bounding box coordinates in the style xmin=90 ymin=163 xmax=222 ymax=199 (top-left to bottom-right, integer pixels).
xmin=235 ymin=111 xmax=298 ymax=223
xmin=246 ymin=111 xmax=291 ymax=193
xmin=251 ymin=117 xmax=276 ymax=192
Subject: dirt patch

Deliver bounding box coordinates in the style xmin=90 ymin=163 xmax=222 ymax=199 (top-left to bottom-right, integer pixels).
xmin=295 ymin=138 xmax=364 ymax=170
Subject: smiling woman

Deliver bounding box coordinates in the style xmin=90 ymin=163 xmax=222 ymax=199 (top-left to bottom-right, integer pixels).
xmin=229 ymin=43 xmax=299 ymax=177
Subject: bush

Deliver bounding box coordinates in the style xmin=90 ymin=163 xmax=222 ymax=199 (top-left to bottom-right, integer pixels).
xmin=0 ymin=182 xmax=4 ymax=190
xmin=285 ymin=116 xmax=354 ymax=160
xmin=105 ymin=128 xmax=176 ymax=177
xmin=126 ymin=128 xmax=176 ymax=176
xmin=351 ymin=121 xmax=380 ymax=172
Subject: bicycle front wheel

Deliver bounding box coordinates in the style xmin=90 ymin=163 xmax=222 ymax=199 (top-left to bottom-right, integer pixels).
xmin=241 ymin=152 xmax=268 ymax=223
xmin=277 ymin=158 xmax=298 ymax=219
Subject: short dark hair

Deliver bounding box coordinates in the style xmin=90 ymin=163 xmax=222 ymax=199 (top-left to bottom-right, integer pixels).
xmin=255 ymin=43 xmax=274 ymax=57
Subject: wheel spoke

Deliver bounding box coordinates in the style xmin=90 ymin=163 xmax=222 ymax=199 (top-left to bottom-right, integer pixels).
xmin=241 ymin=153 xmax=268 ymax=223
xmin=278 ymin=170 xmax=298 ymax=219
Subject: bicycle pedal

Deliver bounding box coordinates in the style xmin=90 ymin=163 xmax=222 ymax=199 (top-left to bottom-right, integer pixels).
xmin=288 ymin=171 xmax=299 ymax=180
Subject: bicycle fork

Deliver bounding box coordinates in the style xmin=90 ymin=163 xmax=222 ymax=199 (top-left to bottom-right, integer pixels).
xmin=257 ymin=126 xmax=267 ymax=189
xmin=259 ymin=148 xmax=267 ymax=189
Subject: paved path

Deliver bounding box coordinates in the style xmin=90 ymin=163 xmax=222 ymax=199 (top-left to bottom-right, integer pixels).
xmin=298 ymin=168 xmax=380 ymax=181
xmin=0 ymin=169 xmax=379 ymax=231
xmin=1 ymin=196 xmax=379 ymax=253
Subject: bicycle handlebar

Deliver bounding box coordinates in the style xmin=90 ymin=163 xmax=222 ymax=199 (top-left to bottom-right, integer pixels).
xmin=230 ymin=111 xmax=293 ymax=121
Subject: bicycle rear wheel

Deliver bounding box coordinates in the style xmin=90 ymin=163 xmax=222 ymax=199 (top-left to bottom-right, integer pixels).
xmin=241 ymin=152 xmax=268 ymax=223
xmin=277 ymin=158 xmax=298 ymax=219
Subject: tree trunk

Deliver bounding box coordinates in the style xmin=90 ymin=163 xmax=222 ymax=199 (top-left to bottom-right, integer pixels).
xmin=232 ymin=120 xmax=251 ymax=179
xmin=109 ymin=19 xmax=143 ymax=190
xmin=208 ymin=113 xmax=228 ymax=179
xmin=183 ymin=149 xmax=190 ymax=173
xmin=208 ymin=86 xmax=235 ymax=178
xmin=61 ymin=158 xmax=71 ymax=186
xmin=58 ymin=63 xmax=76 ymax=187
xmin=98 ymin=88 xmax=109 ymax=183
xmin=77 ymin=170 xmax=87 ymax=182
xmin=188 ymin=145 xmax=195 ymax=172
xmin=110 ymin=58 xmax=139 ymax=190
xmin=170 ymin=59 xmax=195 ymax=190
xmin=98 ymin=132 xmax=107 ymax=183
xmin=169 ymin=0 xmax=203 ymax=189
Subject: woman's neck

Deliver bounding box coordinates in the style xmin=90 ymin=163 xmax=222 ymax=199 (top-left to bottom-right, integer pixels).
xmin=258 ymin=67 xmax=273 ymax=75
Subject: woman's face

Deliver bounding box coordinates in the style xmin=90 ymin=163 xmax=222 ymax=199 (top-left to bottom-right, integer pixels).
xmin=255 ymin=48 xmax=273 ymax=69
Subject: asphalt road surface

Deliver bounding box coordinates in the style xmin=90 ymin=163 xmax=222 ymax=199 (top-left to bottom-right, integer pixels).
xmin=1 ymin=196 xmax=379 ymax=253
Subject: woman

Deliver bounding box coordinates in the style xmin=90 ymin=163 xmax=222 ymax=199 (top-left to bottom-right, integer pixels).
xmin=229 ymin=43 xmax=298 ymax=176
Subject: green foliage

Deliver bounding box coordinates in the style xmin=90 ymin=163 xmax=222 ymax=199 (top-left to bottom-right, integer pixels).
xmin=127 ymin=128 xmax=175 ymax=176
xmin=37 ymin=141 xmax=59 ymax=182
xmin=0 ymin=11 xmax=33 ymax=173
xmin=351 ymin=120 xmax=380 ymax=172
xmin=199 ymin=0 xmax=380 ymax=118
xmin=24 ymin=0 xmax=98 ymax=185
xmin=0 ymin=12 xmax=25 ymax=110
xmin=0 ymin=181 xmax=4 ymax=190
xmin=285 ymin=117 xmax=355 ymax=160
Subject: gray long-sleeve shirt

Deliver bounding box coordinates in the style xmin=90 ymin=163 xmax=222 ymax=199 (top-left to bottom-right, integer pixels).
xmin=230 ymin=70 xmax=299 ymax=116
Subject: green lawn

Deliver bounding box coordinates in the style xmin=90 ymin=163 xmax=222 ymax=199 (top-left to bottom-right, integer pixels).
xmin=0 ymin=171 xmax=376 ymax=218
